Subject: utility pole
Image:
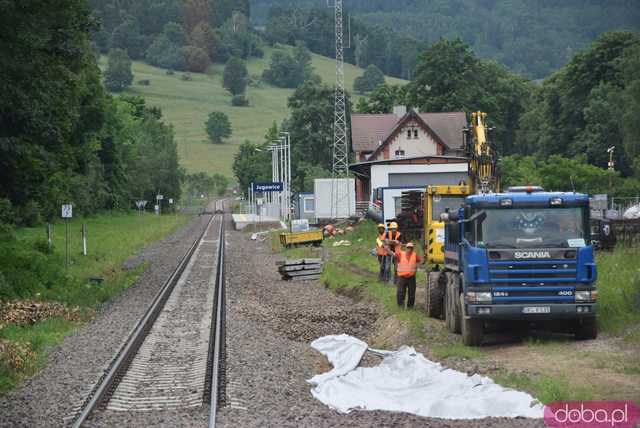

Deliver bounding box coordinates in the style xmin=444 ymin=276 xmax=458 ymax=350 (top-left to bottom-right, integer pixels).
xmin=607 ymin=146 xmax=615 ymax=199
xmin=281 ymin=132 xmax=292 ymax=231
xmin=331 ymin=0 xmax=351 ymax=219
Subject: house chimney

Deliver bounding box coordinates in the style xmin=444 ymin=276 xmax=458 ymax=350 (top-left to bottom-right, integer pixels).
xmin=393 ymin=105 xmax=406 ymax=118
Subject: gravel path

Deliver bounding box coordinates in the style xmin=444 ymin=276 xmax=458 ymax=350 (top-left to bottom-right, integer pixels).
xmin=216 ymin=226 xmax=545 ymax=428
xmin=0 ymin=212 xmax=211 ymax=428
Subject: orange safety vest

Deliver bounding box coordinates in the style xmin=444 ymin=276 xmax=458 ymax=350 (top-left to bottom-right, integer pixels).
xmin=383 ymin=230 xmax=401 ymax=241
xmin=397 ymin=251 xmax=418 ymax=278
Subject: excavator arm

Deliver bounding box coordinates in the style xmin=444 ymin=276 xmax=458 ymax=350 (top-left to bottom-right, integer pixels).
xmin=464 ymin=111 xmax=500 ymax=194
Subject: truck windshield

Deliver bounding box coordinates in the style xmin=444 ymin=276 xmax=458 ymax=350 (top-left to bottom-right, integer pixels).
xmin=474 ymin=207 xmax=587 ymax=248
xmin=432 ymin=196 xmax=465 ymax=220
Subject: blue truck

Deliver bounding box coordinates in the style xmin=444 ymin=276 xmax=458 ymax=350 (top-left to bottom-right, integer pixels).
xmin=426 ymin=188 xmax=598 ymax=346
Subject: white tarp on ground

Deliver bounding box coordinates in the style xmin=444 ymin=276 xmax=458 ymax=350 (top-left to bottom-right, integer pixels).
xmin=308 ymin=334 xmax=544 ymax=419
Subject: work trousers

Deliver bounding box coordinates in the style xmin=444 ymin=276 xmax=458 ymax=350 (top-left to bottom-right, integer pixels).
xmin=377 ymin=255 xmax=392 ymax=283
xmin=390 ymin=247 xmax=398 ymax=284
xmin=397 ymin=275 xmax=416 ymax=308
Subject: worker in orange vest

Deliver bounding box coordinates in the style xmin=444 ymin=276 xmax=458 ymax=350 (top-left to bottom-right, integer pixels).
xmin=376 ymin=224 xmax=392 ymax=282
xmin=394 ymin=242 xmax=424 ymax=308
xmin=385 ymin=222 xmax=402 ymax=284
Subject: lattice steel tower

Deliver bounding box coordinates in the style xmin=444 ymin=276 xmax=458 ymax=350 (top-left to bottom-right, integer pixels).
xmin=331 ymin=0 xmax=350 ymax=218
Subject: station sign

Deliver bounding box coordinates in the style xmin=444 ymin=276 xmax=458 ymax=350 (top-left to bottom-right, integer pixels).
xmin=252 ymin=182 xmax=283 ymax=192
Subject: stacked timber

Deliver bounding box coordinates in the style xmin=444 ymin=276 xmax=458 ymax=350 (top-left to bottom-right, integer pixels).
xmin=276 ymin=258 xmax=323 ymax=281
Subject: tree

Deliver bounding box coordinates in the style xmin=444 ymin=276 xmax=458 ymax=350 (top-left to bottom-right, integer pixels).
xmin=262 ymin=45 xmax=313 ymax=88
xmin=109 ymin=15 xmax=146 ymax=59
xmin=181 ymin=45 xmax=210 ymax=72
xmin=209 ymin=0 xmax=250 ymax=28
xmin=0 ymin=0 xmax=108 ymax=221
xmin=104 ymin=49 xmax=134 ymax=92
xmin=217 ymin=13 xmax=263 ymax=60
xmin=284 ymin=78 xmax=351 ymax=191
xmin=232 ymin=141 xmax=271 ymax=195
xmin=185 ymin=172 xmax=228 ymax=197
xmin=190 ymin=22 xmax=218 ymax=61
xmin=353 ymin=64 xmax=385 ymax=93
xmin=205 ymin=112 xmax=232 ymax=143
xmin=407 ymin=38 xmax=532 ymax=155
xmin=145 ymin=22 xmax=189 ymax=70
xmin=222 ymin=57 xmax=248 ymax=95
xmin=355 ymin=84 xmax=409 ymax=113
xmin=517 ymin=31 xmax=640 ymax=173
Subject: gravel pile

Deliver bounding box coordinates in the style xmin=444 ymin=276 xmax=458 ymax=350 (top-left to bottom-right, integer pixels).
xmin=0 ymin=212 xmax=212 ymax=428
xmin=217 ymin=227 xmax=545 ymax=428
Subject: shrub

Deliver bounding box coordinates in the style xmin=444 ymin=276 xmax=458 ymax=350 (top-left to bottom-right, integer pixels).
xmin=181 ymin=72 xmax=193 ymax=81
xmin=16 ymin=201 xmax=41 ymax=227
xmin=166 ymin=69 xmax=175 ymax=75
xmin=231 ymin=94 xmax=249 ymax=106
xmin=0 ymin=223 xmax=14 ymax=241
xmin=0 ymin=198 xmax=13 ymax=224
xmin=0 ymin=239 xmax=67 ymax=300
xmin=137 ymin=79 xmax=150 ymax=86
xmin=32 ymin=238 xmax=53 ymax=255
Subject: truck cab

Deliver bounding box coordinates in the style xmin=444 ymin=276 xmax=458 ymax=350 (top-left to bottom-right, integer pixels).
xmin=426 ymin=190 xmax=598 ymax=345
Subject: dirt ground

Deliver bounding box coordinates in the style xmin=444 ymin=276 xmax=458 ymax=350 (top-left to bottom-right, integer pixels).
xmin=330 ymin=260 xmax=640 ymax=404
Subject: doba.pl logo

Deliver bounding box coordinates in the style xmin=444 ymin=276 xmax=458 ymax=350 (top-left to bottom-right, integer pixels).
xmin=544 ymin=401 xmax=640 ymax=428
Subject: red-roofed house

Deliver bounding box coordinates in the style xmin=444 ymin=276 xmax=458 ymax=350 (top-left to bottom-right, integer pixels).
xmin=350 ymin=106 xmax=470 ymax=220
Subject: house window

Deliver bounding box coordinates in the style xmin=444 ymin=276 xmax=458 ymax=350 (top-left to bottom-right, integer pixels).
xmin=395 ymin=149 xmax=405 ymax=159
xmin=303 ymin=197 xmax=315 ymax=213
xmin=413 ymin=129 xmax=419 ymax=138
xmin=394 ymin=197 xmax=402 ymax=216
xmin=406 ymin=129 xmax=412 ymax=139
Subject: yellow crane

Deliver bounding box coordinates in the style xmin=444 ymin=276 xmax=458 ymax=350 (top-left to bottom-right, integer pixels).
xmin=423 ymin=111 xmax=500 ymax=268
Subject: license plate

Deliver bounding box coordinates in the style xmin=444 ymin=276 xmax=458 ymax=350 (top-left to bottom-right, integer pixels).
xmin=522 ymin=306 xmax=551 ymax=314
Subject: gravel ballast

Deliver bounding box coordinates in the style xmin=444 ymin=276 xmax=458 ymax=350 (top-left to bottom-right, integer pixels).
xmin=216 ymin=227 xmax=545 ymax=428
xmin=0 ymin=213 xmax=211 ymax=427
xmin=1 ymin=213 xmax=545 ymax=427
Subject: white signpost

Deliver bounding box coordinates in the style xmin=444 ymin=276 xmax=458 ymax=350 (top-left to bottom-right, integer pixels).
xmin=61 ymin=204 xmax=72 ymax=268
xmin=156 ymin=194 xmax=163 ymax=215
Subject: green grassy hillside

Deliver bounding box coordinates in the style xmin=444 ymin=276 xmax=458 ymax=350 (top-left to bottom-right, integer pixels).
xmin=104 ymin=45 xmax=406 ymax=177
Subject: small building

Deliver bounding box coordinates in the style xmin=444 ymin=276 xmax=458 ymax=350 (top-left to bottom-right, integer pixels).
xmin=350 ymin=106 xmax=469 ymax=205
xmin=295 ymin=192 xmax=316 ymax=222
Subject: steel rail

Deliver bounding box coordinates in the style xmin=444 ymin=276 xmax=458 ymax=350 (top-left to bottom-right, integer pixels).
xmin=72 ymin=213 xmax=217 ymax=428
xmin=208 ymin=212 xmax=226 ymax=427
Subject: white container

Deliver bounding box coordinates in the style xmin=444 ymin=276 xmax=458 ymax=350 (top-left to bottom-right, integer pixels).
xmin=314 ymin=178 xmax=356 ymax=219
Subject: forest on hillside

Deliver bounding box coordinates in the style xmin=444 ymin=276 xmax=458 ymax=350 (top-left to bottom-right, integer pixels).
xmin=252 ymin=0 xmax=640 ymax=79
xmin=234 ymin=32 xmax=640 ymax=197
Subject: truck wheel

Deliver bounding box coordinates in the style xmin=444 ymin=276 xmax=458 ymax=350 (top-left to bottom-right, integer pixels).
xmin=574 ymin=317 xmax=598 ymax=340
xmin=445 ymin=273 xmax=461 ymax=334
xmin=425 ymin=272 xmax=444 ymax=319
xmin=460 ymin=294 xmax=483 ymax=346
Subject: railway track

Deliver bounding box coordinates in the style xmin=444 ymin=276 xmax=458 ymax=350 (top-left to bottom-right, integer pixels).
xmin=71 ymin=202 xmax=227 ymax=427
